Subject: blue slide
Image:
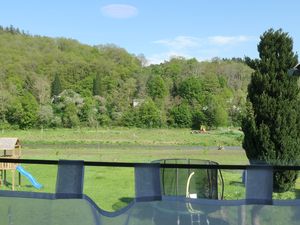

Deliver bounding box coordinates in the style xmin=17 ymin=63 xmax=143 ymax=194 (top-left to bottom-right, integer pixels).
xmin=16 ymin=165 xmax=43 ymax=189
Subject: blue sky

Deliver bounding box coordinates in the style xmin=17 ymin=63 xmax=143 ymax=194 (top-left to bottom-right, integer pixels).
xmin=0 ymin=0 xmax=299 ymax=64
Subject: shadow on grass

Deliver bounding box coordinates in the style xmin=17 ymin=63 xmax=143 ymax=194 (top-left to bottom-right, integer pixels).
xmin=112 ymin=197 xmax=134 ymax=211
xmin=1 ymin=181 xmax=39 ymax=190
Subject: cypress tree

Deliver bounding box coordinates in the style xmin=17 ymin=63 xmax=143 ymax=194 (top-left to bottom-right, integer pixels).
xmin=93 ymin=74 xmax=101 ymax=96
xmin=242 ymin=29 xmax=300 ymax=192
xmin=51 ymin=74 xmax=62 ymax=97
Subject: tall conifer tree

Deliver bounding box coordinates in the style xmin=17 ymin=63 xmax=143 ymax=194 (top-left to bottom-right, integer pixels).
xmin=51 ymin=74 xmax=62 ymax=97
xmin=93 ymin=74 xmax=101 ymax=96
xmin=242 ymin=29 xmax=300 ymax=192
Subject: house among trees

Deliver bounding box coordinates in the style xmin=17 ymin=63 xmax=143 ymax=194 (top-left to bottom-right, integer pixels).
xmin=132 ymin=99 xmax=144 ymax=107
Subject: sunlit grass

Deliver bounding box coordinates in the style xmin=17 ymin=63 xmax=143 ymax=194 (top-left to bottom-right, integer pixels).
xmin=0 ymin=127 xmax=243 ymax=146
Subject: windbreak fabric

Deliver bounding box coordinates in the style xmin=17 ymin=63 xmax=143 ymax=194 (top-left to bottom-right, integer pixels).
xmin=0 ymin=197 xmax=98 ymax=225
xmin=1 ymin=194 xmax=300 ymax=225
xmin=1 ymin=159 xmax=300 ymax=224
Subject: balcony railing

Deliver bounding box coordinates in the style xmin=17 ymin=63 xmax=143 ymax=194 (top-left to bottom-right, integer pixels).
xmin=0 ymin=158 xmax=300 ymax=225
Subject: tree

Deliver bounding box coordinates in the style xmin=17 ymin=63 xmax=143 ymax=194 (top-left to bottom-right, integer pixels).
xmin=121 ymin=108 xmax=139 ymax=127
xmin=62 ymin=103 xmax=80 ymax=128
xmin=38 ymin=105 xmax=54 ymax=128
xmin=51 ymin=74 xmax=62 ymax=97
xmin=0 ymin=85 xmax=9 ymax=126
xmin=202 ymin=95 xmax=228 ymax=128
xmin=33 ymin=76 xmax=50 ymax=105
xmin=137 ymin=53 xmax=148 ymax=67
xmin=242 ymin=29 xmax=300 ymax=192
xmin=170 ymin=103 xmax=192 ymax=128
xmin=146 ymin=75 xmax=167 ymax=100
xmin=79 ymin=98 xmax=99 ymax=127
xmin=138 ymin=99 xmax=162 ymax=128
xmin=6 ymin=98 xmax=24 ymax=128
xmin=191 ymin=109 xmax=206 ymax=130
xmin=6 ymin=93 xmax=39 ymax=129
xmin=178 ymin=77 xmax=202 ymax=104
xmin=93 ymin=74 xmax=101 ymax=96
xmin=19 ymin=92 xmax=39 ymax=129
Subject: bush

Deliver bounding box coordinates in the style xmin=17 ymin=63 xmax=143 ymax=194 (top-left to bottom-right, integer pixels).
xmin=191 ymin=110 xmax=206 ymax=130
xmin=170 ymin=103 xmax=192 ymax=128
xmin=138 ymin=99 xmax=162 ymax=128
xmin=62 ymin=103 xmax=80 ymax=128
xmin=121 ymin=109 xmax=139 ymax=127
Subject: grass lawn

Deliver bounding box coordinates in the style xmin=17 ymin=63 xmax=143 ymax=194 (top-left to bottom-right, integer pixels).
xmin=1 ymin=127 xmax=299 ymax=212
xmin=0 ymin=127 xmax=243 ymax=146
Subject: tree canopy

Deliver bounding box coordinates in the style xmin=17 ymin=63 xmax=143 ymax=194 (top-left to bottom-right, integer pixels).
xmin=242 ymin=29 xmax=300 ymax=192
xmin=0 ymin=25 xmax=252 ymax=129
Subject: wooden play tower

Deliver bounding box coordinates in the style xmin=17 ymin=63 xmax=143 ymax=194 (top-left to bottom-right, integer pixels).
xmin=0 ymin=138 xmax=21 ymax=190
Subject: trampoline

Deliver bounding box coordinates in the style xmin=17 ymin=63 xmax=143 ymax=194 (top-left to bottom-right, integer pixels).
xmin=0 ymin=159 xmax=300 ymax=225
xmin=153 ymin=159 xmax=223 ymax=200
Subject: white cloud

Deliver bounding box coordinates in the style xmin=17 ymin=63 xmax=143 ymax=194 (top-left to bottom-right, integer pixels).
xmin=148 ymin=35 xmax=256 ymax=64
xmin=154 ymin=36 xmax=201 ymax=49
xmin=208 ymin=35 xmax=254 ymax=45
xmin=101 ymin=4 xmax=138 ymax=19
xmin=147 ymin=51 xmax=192 ymax=65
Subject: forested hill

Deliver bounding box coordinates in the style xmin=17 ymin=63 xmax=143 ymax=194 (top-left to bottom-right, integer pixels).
xmin=0 ymin=26 xmax=253 ymax=129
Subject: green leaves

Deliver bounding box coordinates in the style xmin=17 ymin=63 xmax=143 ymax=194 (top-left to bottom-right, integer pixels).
xmin=6 ymin=92 xmax=39 ymax=129
xmin=242 ymin=28 xmax=300 ymax=192
xmin=0 ymin=25 xmax=254 ymax=129
xmin=93 ymin=74 xmax=102 ymax=96
xmin=178 ymin=77 xmax=202 ymax=104
xmin=138 ymin=99 xmax=162 ymax=128
xmin=146 ymin=75 xmax=167 ymax=100
xmin=51 ymin=74 xmax=62 ymax=97
xmin=170 ymin=103 xmax=192 ymax=128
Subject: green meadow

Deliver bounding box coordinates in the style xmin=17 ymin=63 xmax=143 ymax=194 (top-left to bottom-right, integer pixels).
xmin=0 ymin=128 xmax=299 ymax=212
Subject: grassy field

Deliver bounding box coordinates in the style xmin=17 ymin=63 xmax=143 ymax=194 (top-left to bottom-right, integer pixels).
xmin=0 ymin=127 xmax=243 ymax=146
xmin=0 ymin=127 xmax=299 ymax=212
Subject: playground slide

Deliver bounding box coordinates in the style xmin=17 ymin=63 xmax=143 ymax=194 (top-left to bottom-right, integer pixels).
xmin=16 ymin=165 xmax=43 ymax=189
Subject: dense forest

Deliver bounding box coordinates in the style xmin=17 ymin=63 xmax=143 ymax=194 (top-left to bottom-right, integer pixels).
xmin=0 ymin=26 xmax=253 ymax=130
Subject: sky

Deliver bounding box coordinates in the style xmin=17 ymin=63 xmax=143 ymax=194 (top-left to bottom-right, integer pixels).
xmin=0 ymin=0 xmax=299 ymax=64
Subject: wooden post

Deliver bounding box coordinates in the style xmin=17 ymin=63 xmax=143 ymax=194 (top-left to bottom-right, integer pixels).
xmin=3 ymin=170 xmax=6 ymax=185
xmin=12 ymin=170 xmax=15 ymax=191
xmin=18 ymin=172 xmax=21 ymax=186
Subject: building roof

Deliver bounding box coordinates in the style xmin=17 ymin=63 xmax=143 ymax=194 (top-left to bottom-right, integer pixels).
xmin=0 ymin=138 xmax=20 ymax=150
